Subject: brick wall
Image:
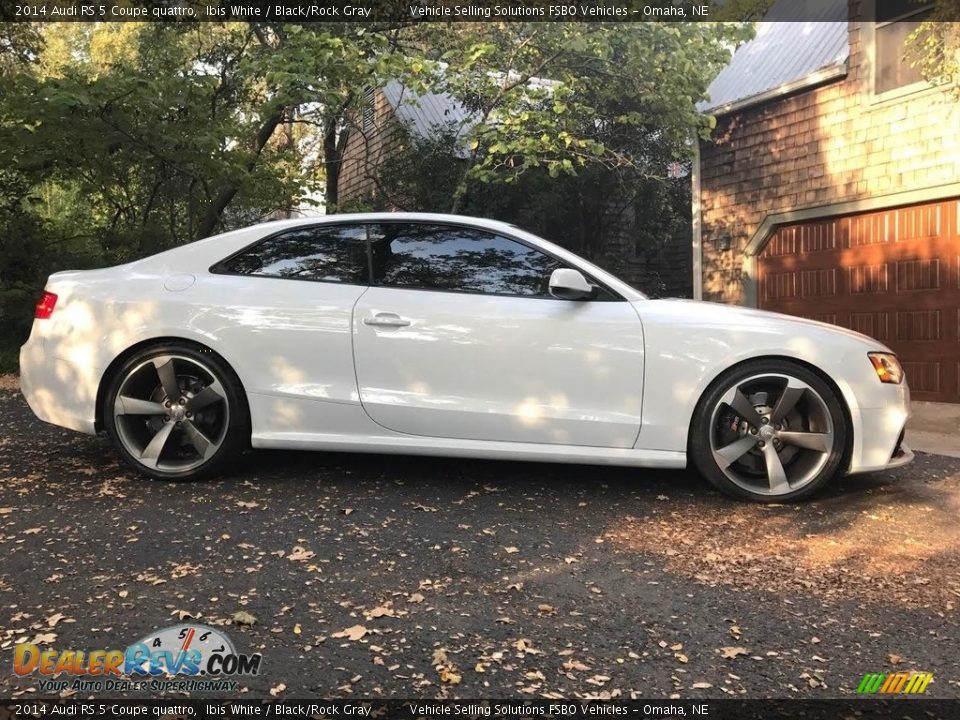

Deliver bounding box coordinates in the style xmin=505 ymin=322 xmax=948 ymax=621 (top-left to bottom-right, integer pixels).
xmin=699 ymin=7 xmax=960 ymax=304
xmin=337 ymin=90 xmax=403 ymax=209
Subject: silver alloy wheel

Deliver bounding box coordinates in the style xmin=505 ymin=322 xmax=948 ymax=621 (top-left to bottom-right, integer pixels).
xmin=113 ymin=354 xmax=229 ymax=472
xmin=708 ymin=373 xmax=834 ymax=497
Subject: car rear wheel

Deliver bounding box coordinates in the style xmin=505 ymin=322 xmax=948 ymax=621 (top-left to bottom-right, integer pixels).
xmin=690 ymin=360 xmax=848 ymax=502
xmin=104 ymin=343 xmax=248 ymax=480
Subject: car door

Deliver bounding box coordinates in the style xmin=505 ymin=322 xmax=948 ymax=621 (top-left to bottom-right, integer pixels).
xmin=206 ymin=223 xmax=369 ymax=410
xmin=352 ymin=222 xmax=645 ymax=448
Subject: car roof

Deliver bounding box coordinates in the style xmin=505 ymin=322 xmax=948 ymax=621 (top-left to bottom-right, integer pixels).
xmin=244 ymin=213 xmax=519 ymax=233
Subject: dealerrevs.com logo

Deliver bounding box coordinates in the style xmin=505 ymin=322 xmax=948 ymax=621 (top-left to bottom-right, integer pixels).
xmin=13 ymin=624 xmax=262 ymax=693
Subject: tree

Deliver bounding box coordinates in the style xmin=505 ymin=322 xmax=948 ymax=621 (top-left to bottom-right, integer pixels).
xmin=907 ymin=3 xmax=960 ymax=100
xmin=412 ymin=22 xmax=752 ymax=212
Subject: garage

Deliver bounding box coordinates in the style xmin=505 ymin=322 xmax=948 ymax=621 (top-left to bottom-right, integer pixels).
xmin=758 ymin=198 xmax=960 ymax=403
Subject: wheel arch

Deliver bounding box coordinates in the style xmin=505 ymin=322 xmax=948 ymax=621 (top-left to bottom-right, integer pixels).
xmin=94 ymin=336 xmax=250 ymax=434
xmin=687 ymin=354 xmax=855 ymax=471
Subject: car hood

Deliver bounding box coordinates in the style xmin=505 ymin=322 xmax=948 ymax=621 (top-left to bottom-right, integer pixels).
xmin=633 ymin=298 xmax=893 ymax=352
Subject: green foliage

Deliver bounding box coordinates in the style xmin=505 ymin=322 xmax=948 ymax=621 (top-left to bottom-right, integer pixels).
xmin=0 ymin=21 xmax=419 ymax=370
xmin=906 ymin=3 xmax=960 ymax=100
xmin=709 ymin=0 xmax=776 ymax=21
xmin=413 ymin=23 xmax=752 ymax=208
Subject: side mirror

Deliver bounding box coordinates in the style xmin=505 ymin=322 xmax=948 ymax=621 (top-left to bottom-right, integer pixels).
xmin=548 ymin=268 xmax=595 ymax=300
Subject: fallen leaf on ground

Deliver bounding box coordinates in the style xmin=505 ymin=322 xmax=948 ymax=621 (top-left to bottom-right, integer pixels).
xmin=232 ymin=611 xmax=257 ymax=626
xmin=269 ymin=683 xmax=286 ymax=696
xmin=719 ymin=647 xmax=748 ymax=659
xmin=431 ymin=648 xmax=448 ymax=666
xmin=288 ymin=546 xmax=315 ymax=562
xmin=440 ymin=669 xmax=461 ymax=684
xmin=365 ymin=606 xmax=395 ymax=619
xmin=332 ymin=625 xmax=367 ymax=641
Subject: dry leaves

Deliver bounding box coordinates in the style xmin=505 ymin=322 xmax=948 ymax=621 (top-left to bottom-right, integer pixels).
xmin=364 ymin=605 xmax=395 ymax=619
xmin=232 ymin=611 xmax=257 ymax=626
xmin=431 ymin=648 xmax=461 ymax=685
xmin=719 ymin=646 xmax=748 ymax=659
xmin=288 ymin=546 xmax=315 ymax=562
xmin=332 ymin=625 xmax=367 ymax=641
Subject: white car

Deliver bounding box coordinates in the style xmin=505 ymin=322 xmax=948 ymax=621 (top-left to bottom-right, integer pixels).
xmin=19 ymin=213 xmax=912 ymax=502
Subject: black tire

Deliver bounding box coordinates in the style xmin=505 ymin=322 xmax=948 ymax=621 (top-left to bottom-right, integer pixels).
xmin=103 ymin=342 xmax=249 ymax=481
xmin=689 ymin=359 xmax=848 ymax=502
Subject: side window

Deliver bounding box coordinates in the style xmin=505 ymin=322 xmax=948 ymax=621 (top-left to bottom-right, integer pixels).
xmin=368 ymin=223 xmax=562 ymax=297
xmin=213 ymin=225 xmax=368 ymax=284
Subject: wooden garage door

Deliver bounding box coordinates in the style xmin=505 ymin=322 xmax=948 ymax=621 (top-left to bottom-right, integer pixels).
xmin=758 ymin=198 xmax=960 ymax=403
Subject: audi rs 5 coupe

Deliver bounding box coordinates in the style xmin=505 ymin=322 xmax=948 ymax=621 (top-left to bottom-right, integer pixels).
xmin=19 ymin=213 xmax=912 ymax=502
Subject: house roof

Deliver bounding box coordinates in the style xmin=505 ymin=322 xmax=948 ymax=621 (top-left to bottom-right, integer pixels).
xmin=382 ymin=73 xmax=559 ymax=144
xmin=700 ymin=0 xmax=849 ymax=115
xmin=382 ymin=79 xmax=475 ymax=141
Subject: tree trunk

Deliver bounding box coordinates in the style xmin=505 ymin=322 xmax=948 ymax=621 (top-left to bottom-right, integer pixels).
xmin=195 ymin=109 xmax=285 ymax=239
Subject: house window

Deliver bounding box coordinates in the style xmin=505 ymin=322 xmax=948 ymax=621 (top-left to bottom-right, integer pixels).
xmin=874 ymin=0 xmax=935 ymax=95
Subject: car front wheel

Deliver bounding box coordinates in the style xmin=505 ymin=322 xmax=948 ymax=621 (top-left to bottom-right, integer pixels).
xmin=103 ymin=343 xmax=248 ymax=480
xmin=690 ymin=360 xmax=848 ymax=502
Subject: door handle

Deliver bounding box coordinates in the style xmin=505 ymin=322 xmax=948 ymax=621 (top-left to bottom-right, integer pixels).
xmin=363 ymin=312 xmax=411 ymax=328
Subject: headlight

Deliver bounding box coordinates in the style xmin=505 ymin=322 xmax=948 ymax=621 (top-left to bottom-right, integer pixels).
xmin=868 ymin=352 xmax=904 ymax=384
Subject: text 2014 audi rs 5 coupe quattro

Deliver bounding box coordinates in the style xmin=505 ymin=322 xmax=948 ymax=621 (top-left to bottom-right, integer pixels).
xmin=20 ymin=213 xmax=912 ymax=502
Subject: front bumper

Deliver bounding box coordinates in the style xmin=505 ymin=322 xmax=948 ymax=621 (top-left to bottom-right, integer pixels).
xmin=846 ymin=380 xmax=912 ymax=475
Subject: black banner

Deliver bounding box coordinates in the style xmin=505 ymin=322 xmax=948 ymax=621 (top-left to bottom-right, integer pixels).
xmin=3 ymin=699 xmax=960 ymax=720
xmin=2 ymin=0 xmax=957 ymax=23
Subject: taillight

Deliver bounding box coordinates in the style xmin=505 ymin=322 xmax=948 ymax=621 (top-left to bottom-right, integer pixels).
xmin=35 ymin=291 xmax=58 ymax=319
